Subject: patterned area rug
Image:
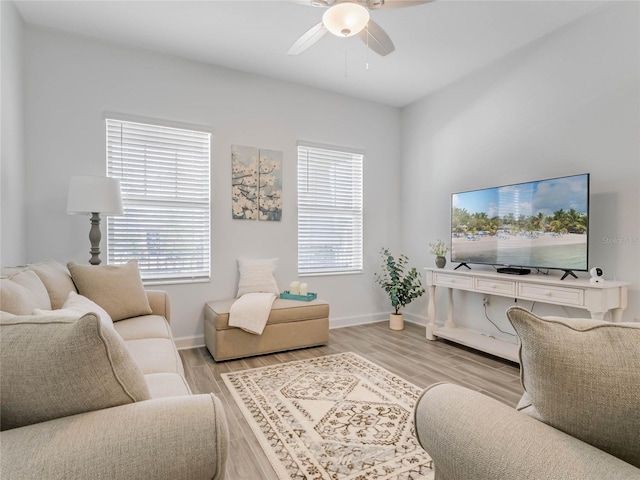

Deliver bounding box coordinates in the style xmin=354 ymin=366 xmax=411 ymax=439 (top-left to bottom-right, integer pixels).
xmin=222 ymin=352 xmax=434 ymax=479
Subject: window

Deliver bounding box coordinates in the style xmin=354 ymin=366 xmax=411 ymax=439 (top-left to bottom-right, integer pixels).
xmin=297 ymin=143 xmax=363 ymax=275
xmin=106 ymin=118 xmax=211 ymax=283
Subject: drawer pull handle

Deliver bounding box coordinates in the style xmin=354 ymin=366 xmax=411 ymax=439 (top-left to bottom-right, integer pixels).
xmin=544 ymin=290 xmax=552 ymax=296
xmin=491 ymin=284 xmax=497 ymax=289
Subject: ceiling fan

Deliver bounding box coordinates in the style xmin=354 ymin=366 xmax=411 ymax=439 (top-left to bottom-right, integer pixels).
xmin=288 ymin=0 xmax=431 ymax=57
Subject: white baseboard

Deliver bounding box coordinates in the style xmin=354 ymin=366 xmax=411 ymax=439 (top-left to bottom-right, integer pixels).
xmin=173 ymin=312 xmax=430 ymax=350
xmin=402 ymin=312 xmax=428 ymax=326
xmin=330 ymin=312 xmax=427 ymax=328
xmin=329 ymin=313 xmax=388 ymax=329
xmin=175 ymin=335 xmax=205 ymax=350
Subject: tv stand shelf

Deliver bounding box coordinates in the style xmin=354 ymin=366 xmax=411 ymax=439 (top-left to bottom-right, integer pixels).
xmin=424 ymin=268 xmax=629 ymax=363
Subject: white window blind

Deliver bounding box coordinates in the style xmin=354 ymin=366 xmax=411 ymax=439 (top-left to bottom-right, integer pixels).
xmin=106 ymin=118 xmax=211 ymax=282
xmin=297 ymin=144 xmax=363 ymax=275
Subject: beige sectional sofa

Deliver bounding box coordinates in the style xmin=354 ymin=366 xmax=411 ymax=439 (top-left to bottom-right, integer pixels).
xmin=0 ymin=260 xmax=228 ymax=480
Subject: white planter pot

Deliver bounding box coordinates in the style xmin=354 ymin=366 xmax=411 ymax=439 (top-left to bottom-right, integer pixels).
xmin=390 ymin=313 xmax=404 ymax=331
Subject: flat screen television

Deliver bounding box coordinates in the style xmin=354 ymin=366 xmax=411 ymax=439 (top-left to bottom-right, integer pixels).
xmin=451 ymin=173 xmax=589 ymax=278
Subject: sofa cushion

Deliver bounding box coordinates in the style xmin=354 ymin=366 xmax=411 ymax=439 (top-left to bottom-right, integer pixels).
xmin=506 ymin=306 xmax=640 ymax=468
xmin=34 ymin=291 xmax=115 ymax=330
xmin=236 ymin=257 xmax=280 ymax=297
xmin=62 ymin=291 xmax=114 ymax=327
xmin=145 ymin=372 xmax=192 ymax=398
xmin=124 ymin=338 xmax=185 ymax=376
xmin=68 ymin=260 xmax=152 ymax=321
xmin=113 ymin=315 xmax=174 ymax=341
xmin=30 ymin=260 xmax=77 ymax=309
xmin=0 ymin=269 xmax=51 ymax=314
xmin=0 ymin=311 xmax=150 ymax=431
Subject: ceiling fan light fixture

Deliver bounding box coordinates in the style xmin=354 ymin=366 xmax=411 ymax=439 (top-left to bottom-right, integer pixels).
xmin=322 ymin=3 xmax=370 ymax=37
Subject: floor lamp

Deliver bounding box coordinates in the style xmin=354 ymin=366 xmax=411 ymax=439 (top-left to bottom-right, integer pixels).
xmin=67 ymin=176 xmax=123 ymax=265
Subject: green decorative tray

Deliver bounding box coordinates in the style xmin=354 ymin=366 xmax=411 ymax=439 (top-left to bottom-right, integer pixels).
xmin=280 ymin=291 xmax=318 ymax=301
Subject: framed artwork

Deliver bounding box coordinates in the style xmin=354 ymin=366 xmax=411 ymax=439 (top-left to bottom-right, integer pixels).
xmin=231 ymin=145 xmax=258 ymax=219
xmin=258 ymin=149 xmax=282 ymax=221
xmin=232 ymin=145 xmax=282 ymax=221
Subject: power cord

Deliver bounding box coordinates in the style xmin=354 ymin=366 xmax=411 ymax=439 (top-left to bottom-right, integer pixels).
xmin=514 ymin=298 xmax=537 ymax=312
xmin=483 ymin=303 xmax=517 ymax=337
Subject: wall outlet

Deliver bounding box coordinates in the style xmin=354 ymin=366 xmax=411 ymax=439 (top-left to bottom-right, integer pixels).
xmin=482 ymin=296 xmax=489 ymax=307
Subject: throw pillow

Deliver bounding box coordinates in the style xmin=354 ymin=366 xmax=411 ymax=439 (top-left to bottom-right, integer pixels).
xmin=0 ymin=269 xmax=51 ymax=314
xmin=29 ymin=260 xmax=77 ymax=309
xmin=67 ymin=260 xmax=152 ymax=321
xmin=0 ymin=311 xmax=150 ymax=431
xmin=33 ymin=291 xmax=114 ymax=329
xmin=236 ymin=257 xmax=280 ymax=298
xmin=506 ymin=306 xmax=640 ymax=468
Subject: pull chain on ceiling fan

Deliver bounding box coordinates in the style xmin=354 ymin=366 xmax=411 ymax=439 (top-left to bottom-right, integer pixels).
xmin=287 ymin=0 xmax=431 ymax=57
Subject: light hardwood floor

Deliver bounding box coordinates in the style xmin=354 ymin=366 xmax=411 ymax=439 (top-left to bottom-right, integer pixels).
xmin=179 ymin=321 xmax=524 ymax=480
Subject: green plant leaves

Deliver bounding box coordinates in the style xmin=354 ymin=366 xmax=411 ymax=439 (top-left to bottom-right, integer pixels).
xmin=374 ymin=248 xmax=425 ymax=315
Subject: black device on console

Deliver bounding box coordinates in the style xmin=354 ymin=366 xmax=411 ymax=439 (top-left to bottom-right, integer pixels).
xmin=496 ymin=267 xmax=531 ymax=275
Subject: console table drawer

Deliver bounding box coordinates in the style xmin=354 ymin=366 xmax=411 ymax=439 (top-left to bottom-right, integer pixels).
xmin=518 ymin=283 xmax=584 ymax=306
xmin=434 ymin=272 xmax=473 ymax=289
xmin=475 ymin=278 xmax=516 ymax=296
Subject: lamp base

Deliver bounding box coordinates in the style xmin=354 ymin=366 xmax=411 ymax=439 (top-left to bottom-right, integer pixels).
xmin=89 ymin=212 xmax=102 ymax=265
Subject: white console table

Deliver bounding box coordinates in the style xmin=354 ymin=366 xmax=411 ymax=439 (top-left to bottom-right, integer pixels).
xmin=424 ymin=267 xmax=629 ymax=362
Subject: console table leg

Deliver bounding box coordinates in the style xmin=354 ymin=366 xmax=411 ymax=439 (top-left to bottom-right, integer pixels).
xmin=445 ymin=288 xmax=455 ymax=328
xmin=610 ymin=308 xmax=624 ymax=322
xmin=426 ymin=285 xmax=437 ymax=340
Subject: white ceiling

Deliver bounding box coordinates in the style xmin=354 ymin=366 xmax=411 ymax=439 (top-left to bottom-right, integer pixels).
xmin=13 ymin=0 xmax=608 ymax=107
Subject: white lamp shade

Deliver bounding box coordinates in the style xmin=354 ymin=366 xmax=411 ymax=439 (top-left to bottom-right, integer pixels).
xmin=322 ymin=3 xmax=370 ymax=37
xmin=67 ymin=176 xmax=123 ymax=215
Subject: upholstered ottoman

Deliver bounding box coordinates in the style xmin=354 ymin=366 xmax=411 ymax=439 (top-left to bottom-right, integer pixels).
xmin=204 ymin=298 xmax=329 ymax=361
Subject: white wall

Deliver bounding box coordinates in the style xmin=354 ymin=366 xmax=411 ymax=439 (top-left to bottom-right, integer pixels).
xmin=400 ymin=2 xmax=640 ymax=336
xmin=8 ymin=2 xmax=638 ymax=348
xmin=20 ymin=25 xmax=402 ymax=344
xmin=0 ymin=1 xmax=27 ymax=266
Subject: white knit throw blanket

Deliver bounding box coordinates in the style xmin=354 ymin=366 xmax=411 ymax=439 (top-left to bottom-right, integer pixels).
xmin=228 ymin=292 xmax=276 ymax=335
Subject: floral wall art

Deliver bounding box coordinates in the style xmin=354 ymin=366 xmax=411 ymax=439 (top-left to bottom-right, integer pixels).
xmin=232 ymin=145 xmax=282 ymax=221
xmin=258 ymin=149 xmax=283 ymax=221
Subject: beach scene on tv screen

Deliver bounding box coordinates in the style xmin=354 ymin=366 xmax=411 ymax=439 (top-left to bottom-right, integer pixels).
xmin=451 ymin=175 xmax=588 ymax=271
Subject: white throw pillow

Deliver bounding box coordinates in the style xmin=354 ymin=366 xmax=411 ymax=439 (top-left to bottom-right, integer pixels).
xmin=63 ymin=291 xmax=115 ymax=328
xmin=33 ymin=291 xmax=114 ymax=329
xmin=236 ymin=258 xmax=280 ymax=298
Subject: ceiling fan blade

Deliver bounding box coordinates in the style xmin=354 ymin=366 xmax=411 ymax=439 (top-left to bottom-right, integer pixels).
xmin=358 ymin=20 xmax=395 ymax=56
xmin=368 ymin=0 xmax=433 ymax=9
xmin=287 ymin=22 xmax=328 ymax=55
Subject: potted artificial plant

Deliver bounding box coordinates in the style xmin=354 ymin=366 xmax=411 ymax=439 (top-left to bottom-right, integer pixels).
xmin=375 ymin=248 xmax=425 ymax=330
xmin=429 ymin=239 xmax=450 ymax=268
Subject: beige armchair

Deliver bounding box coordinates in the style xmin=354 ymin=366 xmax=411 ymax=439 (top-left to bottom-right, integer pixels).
xmin=414 ymin=307 xmax=640 ymax=479
xmin=1 ymin=394 xmax=228 ymax=480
